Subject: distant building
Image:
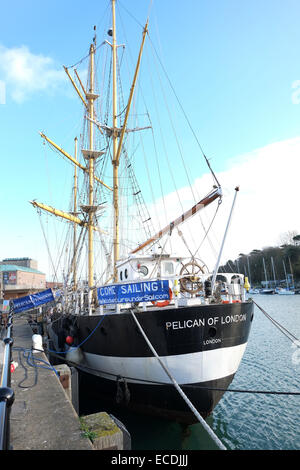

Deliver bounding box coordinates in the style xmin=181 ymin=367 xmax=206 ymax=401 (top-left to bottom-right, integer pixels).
xmin=2 ymin=257 xmax=38 ymax=270
xmin=46 ymin=281 xmax=63 ymax=290
xmin=0 ymin=258 xmax=46 ymax=300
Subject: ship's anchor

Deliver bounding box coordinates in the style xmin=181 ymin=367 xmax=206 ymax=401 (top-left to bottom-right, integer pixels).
xmin=179 ymin=259 xmax=207 ymax=294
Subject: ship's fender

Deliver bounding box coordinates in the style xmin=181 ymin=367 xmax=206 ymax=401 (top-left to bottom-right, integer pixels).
xmin=116 ymin=376 xmax=131 ymax=404
xmin=66 ymin=346 xmax=84 ymax=364
xmin=64 ymin=323 xmax=79 ymax=346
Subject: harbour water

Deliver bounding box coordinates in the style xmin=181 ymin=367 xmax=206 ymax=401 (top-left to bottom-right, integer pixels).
xmin=79 ymin=295 xmax=300 ymax=450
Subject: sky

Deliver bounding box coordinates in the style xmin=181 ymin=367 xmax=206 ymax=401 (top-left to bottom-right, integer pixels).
xmin=1 ymin=0 xmax=300 ymax=280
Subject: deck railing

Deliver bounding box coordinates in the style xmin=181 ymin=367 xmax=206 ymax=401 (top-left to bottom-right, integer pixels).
xmin=0 ymin=311 xmax=14 ymax=450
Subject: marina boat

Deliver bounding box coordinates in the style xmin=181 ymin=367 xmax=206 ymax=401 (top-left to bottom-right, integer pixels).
xmin=276 ymin=288 xmax=295 ymax=295
xmin=248 ymin=288 xmax=260 ymax=294
xmin=277 ymin=259 xmax=295 ymax=294
xmin=27 ymin=0 xmax=254 ymax=423
xmin=261 ymin=288 xmax=275 ymax=295
xmin=261 ymin=258 xmax=275 ymax=294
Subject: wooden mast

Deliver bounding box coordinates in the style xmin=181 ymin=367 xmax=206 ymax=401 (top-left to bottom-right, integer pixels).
xmin=73 ymin=137 xmax=78 ymax=290
xmin=80 ymin=36 xmax=104 ymax=291
xmin=87 ymin=42 xmax=95 ymax=289
xmin=112 ymin=0 xmax=119 ymax=282
xmin=111 ymin=0 xmax=148 ymax=280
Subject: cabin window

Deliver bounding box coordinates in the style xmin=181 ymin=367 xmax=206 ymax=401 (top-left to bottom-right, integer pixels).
xmin=163 ymin=262 xmax=174 ymax=275
xmin=125 ymin=268 xmax=128 ymax=279
xmin=120 ymin=271 xmax=123 ymax=281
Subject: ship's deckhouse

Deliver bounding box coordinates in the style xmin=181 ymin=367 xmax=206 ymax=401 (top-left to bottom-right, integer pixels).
xmin=116 ymin=254 xmax=245 ymax=292
xmin=116 ymin=254 xmax=185 ymax=282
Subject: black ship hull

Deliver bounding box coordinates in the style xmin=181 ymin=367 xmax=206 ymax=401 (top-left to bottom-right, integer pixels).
xmin=48 ymin=300 xmax=254 ymax=423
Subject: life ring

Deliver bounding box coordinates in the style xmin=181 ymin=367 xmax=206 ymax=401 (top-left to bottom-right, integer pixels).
xmin=151 ymin=288 xmax=173 ymax=308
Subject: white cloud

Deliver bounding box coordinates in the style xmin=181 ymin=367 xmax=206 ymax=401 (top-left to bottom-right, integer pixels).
xmin=146 ymin=137 xmax=300 ymax=270
xmin=218 ymin=137 xmax=300 ymax=256
xmin=0 ymin=44 xmax=64 ymax=102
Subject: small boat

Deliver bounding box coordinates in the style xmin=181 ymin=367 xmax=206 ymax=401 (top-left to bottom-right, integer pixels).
xmin=276 ymin=288 xmax=295 ymax=295
xmin=261 ymin=289 xmax=275 ymax=295
xmin=261 ymin=258 xmax=276 ymax=294
xmin=278 ymin=259 xmax=295 ymax=294
xmin=248 ymin=288 xmax=260 ymax=294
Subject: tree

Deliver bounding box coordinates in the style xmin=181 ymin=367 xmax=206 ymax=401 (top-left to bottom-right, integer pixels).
xmin=219 ymin=242 xmax=300 ymax=284
xmin=278 ymin=230 xmax=299 ymax=246
xmin=293 ymin=234 xmax=300 ymax=246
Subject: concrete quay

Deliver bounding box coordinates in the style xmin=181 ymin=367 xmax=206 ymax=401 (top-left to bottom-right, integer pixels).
xmin=9 ymin=315 xmax=93 ymax=450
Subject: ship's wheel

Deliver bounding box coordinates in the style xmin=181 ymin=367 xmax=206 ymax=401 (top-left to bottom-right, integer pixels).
xmin=179 ymin=259 xmax=208 ymax=294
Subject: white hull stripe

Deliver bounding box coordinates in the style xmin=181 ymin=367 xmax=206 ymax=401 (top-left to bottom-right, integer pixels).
xmin=68 ymin=343 xmax=248 ymax=385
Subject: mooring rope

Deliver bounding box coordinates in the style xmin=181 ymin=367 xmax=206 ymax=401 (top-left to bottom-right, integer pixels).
xmin=253 ymin=300 xmax=300 ymax=346
xmin=185 ymin=384 xmax=300 ymax=395
xmin=130 ymin=309 xmax=227 ymax=451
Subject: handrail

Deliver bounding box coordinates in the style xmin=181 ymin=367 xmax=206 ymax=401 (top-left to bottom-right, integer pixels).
xmin=0 ymin=310 xmax=14 ymax=450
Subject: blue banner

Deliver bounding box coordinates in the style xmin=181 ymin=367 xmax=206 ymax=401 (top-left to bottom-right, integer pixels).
xmin=97 ymin=280 xmax=170 ymax=305
xmin=12 ymin=288 xmax=55 ymax=313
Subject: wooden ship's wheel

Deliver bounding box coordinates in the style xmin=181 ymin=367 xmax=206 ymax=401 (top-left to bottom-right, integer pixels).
xmin=179 ymin=260 xmax=208 ymax=294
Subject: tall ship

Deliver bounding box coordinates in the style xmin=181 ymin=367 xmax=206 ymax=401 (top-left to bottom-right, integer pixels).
xmin=25 ymin=0 xmax=253 ymax=423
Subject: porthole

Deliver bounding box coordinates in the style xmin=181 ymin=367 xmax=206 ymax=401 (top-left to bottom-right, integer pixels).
xmin=208 ymin=327 xmax=217 ymax=338
xmin=125 ymin=268 xmax=128 ymax=279
xmin=120 ymin=271 xmax=123 ymax=281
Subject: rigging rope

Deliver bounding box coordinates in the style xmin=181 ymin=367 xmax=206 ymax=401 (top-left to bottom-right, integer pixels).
xmin=37 ymin=210 xmax=59 ymax=283
xmin=147 ymin=35 xmax=221 ymax=189
xmin=192 ymin=197 xmax=222 ymax=259
xmin=118 ymin=0 xmax=147 ymax=30
xmin=144 ymin=45 xmax=200 ymax=251
xmin=64 ymin=224 xmax=87 ymax=285
xmin=65 ymin=42 xmax=106 ymax=70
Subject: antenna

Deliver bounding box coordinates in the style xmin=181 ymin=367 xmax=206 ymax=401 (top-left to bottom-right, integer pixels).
xmin=93 ymin=25 xmax=97 ymax=46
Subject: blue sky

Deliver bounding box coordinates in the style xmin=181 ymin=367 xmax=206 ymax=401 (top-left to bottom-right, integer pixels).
xmin=1 ymin=0 xmax=300 ymax=279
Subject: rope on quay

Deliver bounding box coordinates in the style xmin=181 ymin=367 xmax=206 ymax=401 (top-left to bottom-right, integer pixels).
xmin=130 ymin=309 xmax=227 ymax=451
xmin=253 ymin=300 xmax=300 ymax=346
xmin=12 ymin=346 xmax=60 ymax=390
